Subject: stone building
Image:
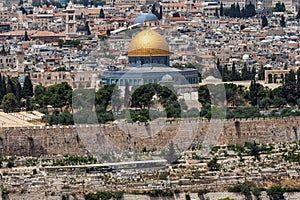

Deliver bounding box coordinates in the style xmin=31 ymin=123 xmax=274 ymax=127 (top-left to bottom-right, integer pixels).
xmin=101 ymin=29 xmax=199 ymax=87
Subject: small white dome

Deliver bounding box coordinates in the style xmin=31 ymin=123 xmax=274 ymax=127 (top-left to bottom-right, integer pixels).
xmin=243 ymin=54 xmax=250 ymax=60
xmin=11 ymin=17 xmax=18 ymax=22
xmin=161 ymin=74 xmax=173 ymax=82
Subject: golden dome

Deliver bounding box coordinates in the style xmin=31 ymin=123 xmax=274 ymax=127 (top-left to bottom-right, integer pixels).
xmin=128 ymin=30 xmax=171 ymax=57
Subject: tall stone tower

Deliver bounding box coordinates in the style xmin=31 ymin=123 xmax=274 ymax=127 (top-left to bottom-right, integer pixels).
xmin=65 ymin=1 xmax=76 ymax=38
xmin=16 ymin=42 xmax=25 ymax=73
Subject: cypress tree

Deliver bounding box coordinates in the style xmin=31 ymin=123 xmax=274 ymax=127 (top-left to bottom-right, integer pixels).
xmin=24 ymin=30 xmax=29 ymax=41
xmin=230 ymin=4 xmax=236 ymax=18
xmin=262 ymin=16 xmax=268 ymax=27
xmin=85 ymin=21 xmax=91 ymax=35
xmin=220 ymin=2 xmax=224 ymax=16
xmin=15 ymin=81 xmax=22 ymax=102
xmin=6 ymin=77 xmax=15 ymax=95
xmin=159 ymin=5 xmax=163 ymax=20
xmin=236 ymin=3 xmax=241 ymax=18
xmin=151 ymin=3 xmax=156 ymax=15
xmin=83 ymin=0 xmax=89 ymax=7
xmin=297 ymin=68 xmax=300 ymax=98
xmin=0 ymin=75 xmax=4 ymax=101
xmin=280 ymin=15 xmax=286 ymax=27
xmin=23 ymin=75 xmax=33 ymax=97
xmin=284 ymin=70 xmax=297 ymax=104
xmin=2 ymin=75 xmax=6 ymax=95
xmin=99 ymin=8 xmax=105 ymax=18
xmin=124 ymin=81 xmax=130 ymax=108
xmin=215 ymin=7 xmax=219 ymax=18
xmin=296 ymin=10 xmax=300 ymax=19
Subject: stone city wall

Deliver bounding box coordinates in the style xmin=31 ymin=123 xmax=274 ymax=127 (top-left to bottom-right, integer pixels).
xmin=0 ymin=117 xmax=299 ymax=156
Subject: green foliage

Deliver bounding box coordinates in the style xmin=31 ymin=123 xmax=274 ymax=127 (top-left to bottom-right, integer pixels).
xmin=42 ymin=110 xmax=74 ymax=125
xmin=185 ymin=194 xmax=191 ymax=200
xmin=262 ymin=16 xmax=268 ymax=27
xmin=166 ymin=141 xmax=177 ymax=163
xmin=207 ymin=157 xmax=220 ymax=171
xmin=198 ymin=189 xmax=208 ymax=197
xmin=252 ymin=188 xmax=262 ymax=197
xmin=84 ymin=191 xmax=112 ymax=200
xmin=296 ymin=11 xmax=300 ymax=19
xmin=145 ymin=190 xmax=173 ymax=197
xmin=174 ymin=189 xmax=180 ymax=194
xmin=34 ymin=85 xmax=46 ymax=107
xmin=23 ymin=76 xmax=33 ymax=97
xmin=273 ymin=2 xmax=286 ymax=12
xmin=99 ymin=8 xmax=105 ymax=18
xmin=224 ymin=2 xmax=255 ymax=18
xmin=44 ymin=82 xmax=72 ymax=108
xmin=228 ymin=184 xmax=251 ymax=196
xmin=267 ymin=185 xmax=284 ymax=200
xmin=283 ymin=70 xmax=297 ymax=104
xmin=6 ymin=160 xmax=14 ymax=168
xmin=2 ymin=93 xmax=19 ymax=113
xmin=220 ymin=2 xmax=224 ymax=16
xmin=131 ymin=84 xmax=179 ymax=119
xmin=53 ymin=155 xmax=97 ymax=166
xmin=227 ymin=106 xmax=261 ymax=119
xmin=280 ymin=15 xmax=286 ymax=27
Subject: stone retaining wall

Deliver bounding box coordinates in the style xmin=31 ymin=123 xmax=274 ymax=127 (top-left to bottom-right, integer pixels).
xmin=0 ymin=117 xmax=299 ymax=156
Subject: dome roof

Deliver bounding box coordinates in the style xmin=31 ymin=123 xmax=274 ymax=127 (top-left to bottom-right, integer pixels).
xmin=134 ymin=13 xmax=158 ymax=24
xmin=242 ymin=54 xmax=249 ymax=60
xmin=128 ymin=30 xmax=171 ymax=57
xmin=161 ymin=74 xmax=173 ymax=82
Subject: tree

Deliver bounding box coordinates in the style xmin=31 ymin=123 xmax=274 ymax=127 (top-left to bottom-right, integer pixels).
xmin=0 ymin=45 xmax=6 ymax=56
xmin=6 ymin=77 xmax=15 ymax=95
xmin=85 ymin=21 xmax=91 ymax=35
xmin=124 ymin=81 xmax=130 ymax=108
xmin=262 ymin=16 xmax=268 ymax=27
xmin=244 ymin=2 xmax=256 ymax=18
xmin=280 ymin=15 xmax=286 ymax=27
xmin=15 ymin=81 xmax=22 ymax=102
xmin=296 ymin=10 xmax=300 ymax=19
xmin=173 ymin=12 xmax=180 ymax=17
xmin=283 ymin=70 xmax=297 ymax=104
xmin=297 ymin=68 xmax=300 ymax=98
xmin=267 ymin=185 xmax=284 ymax=200
xmin=20 ymin=6 xmax=27 ymax=15
xmin=198 ymin=189 xmax=208 ymax=200
xmin=23 ymin=76 xmax=33 ymax=97
xmin=274 ymin=1 xmax=286 ymax=12
xmin=24 ymin=30 xmax=29 ymax=41
xmin=207 ymin=157 xmax=220 ymax=171
xmin=215 ymin=7 xmax=219 ymax=18
xmin=99 ymin=8 xmax=105 ymax=18
xmin=2 ymin=93 xmax=19 ymax=113
xmin=0 ymin=75 xmax=6 ymax=101
xmin=44 ymin=82 xmax=72 ymax=109
xmin=220 ymin=2 xmax=224 ymax=16
xmin=159 ymin=5 xmax=163 ymax=20
xmin=165 ymin=141 xmax=177 ymax=163
xmin=235 ymin=3 xmax=241 ymax=18
xmin=249 ymin=80 xmax=258 ymax=106
xmin=34 ymin=85 xmax=46 ymax=107
xmin=83 ymin=0 xmax=89 ymax=7
xmin=151 ymin=3 xmax=156 ymax=14
xmin=25 ymin=96 xmax=34 ymax=111
xmin=230 ymin=4 xmax=236 ymax=18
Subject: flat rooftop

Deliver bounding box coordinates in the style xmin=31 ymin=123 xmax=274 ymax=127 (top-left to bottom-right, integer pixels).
xmin=0 ymin=111 xmax=44 ymax=128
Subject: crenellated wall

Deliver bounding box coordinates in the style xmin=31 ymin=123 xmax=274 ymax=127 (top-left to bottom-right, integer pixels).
xmin=0 ymin=117 xmax=300 ymax=157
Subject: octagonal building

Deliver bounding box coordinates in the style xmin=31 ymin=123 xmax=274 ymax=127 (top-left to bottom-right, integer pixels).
xmin=101 ymin=29 xmax=199 ymax=87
